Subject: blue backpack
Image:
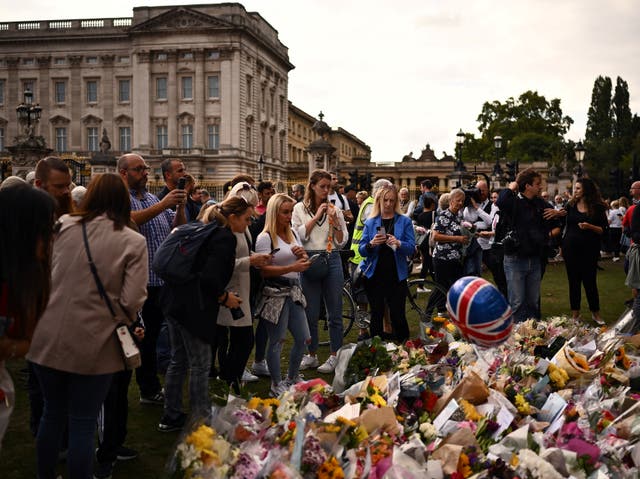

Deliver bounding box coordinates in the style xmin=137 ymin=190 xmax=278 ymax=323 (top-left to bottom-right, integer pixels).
xmin=152 ymin=221 xmax=219 ymax=285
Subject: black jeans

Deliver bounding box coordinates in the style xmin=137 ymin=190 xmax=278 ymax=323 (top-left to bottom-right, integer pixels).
xmin=483 ymin=247 xmax=508 ymax=298
xmin=135 ymin=286 xmax=163 ymax=397
xmin=429 ymin=257 xmax=464 ymax=316
xmin=365 ymin=277 xmax=409 ymax=342
xmin=219 ymin=325 xmax=255 ymax=393
xmin=564 ymin=246 xmax=600 ymax=312
xmin=97 ymin=369 xmax=132 ymax=464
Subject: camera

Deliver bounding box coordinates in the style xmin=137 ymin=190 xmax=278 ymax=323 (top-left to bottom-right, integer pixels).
xmin=230 ymin=307 xmax=245 ymax=320
xmin=462 ymin=187 xmax=482 ymax=208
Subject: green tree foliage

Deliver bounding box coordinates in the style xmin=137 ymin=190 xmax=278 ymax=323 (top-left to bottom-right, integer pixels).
xmin=585 ymin=76 xmax=613 ymax=144
xmin=613 ymin=77 xmax=633 ymax=152
xmin=469 ymin=91 xmax=573 ymax=164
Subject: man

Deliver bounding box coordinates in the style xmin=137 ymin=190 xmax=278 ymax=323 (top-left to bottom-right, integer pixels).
xmin=118 ymin=154 xmax=186 ymax=413
xmin=156 ymin=158 xmax=186 ymax=201
xmin=183 ymin=175 xmax=201 ymax=222
xmin=496 ymin=169 xmax=560 ymax=322
xmin=328 ymin=172 xmax=354 ymax=226
xmin=35 ymin=156 xmax=72 ymax=217
xmin=462 ymin=181 xmax=507 ymax=296
xmin=291 ymin=184 xmax=305 ymax=202
xmin=412 ymin=179 xmax=438 ymax=220
xmin=255 ymin=181 xmax=274 ymax=216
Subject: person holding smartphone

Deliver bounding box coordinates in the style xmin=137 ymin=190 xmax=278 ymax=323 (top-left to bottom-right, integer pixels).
xmin=359 ymin=184 xmax=415 ymax=342
xmin=255 ymin=194 xmax=311 ymax=397
xmin=292 ymin=170 xmax=348 ymax=374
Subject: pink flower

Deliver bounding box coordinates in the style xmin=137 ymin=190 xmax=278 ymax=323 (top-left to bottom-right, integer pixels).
xmin=563 ymin=438 xmax=600 ymax=466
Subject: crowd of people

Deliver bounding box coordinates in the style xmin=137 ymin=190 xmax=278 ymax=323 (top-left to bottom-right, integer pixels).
xmin=0 ymin=156 xmax=637 ymax=478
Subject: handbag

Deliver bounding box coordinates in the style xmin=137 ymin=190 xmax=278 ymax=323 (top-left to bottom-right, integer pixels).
xmin=81 ymin=222 xmax=142 ymax=370
xmin=303 ymin=250 xmax=330 ymax=281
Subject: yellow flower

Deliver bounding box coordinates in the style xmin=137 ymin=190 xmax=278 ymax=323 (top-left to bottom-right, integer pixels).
xmin=186 ymin=425 xmax=215 ymax=451
xmin=317 ymin=456 xmax=345 ymax=479
xmin=369 ymin=393 xmax=387 ymax=407
xmin=433 ymin=315 xmax=447 ymax=323
xmin=548 ymin=363 xmax=569 ymax=388
xmin=514 ymin=394 xmax=531 ymax=415
xmin=458 ymin=452 xmax=472 ymax=478
xmin=459 ymin=399 xmax=483 ymax=421
xmin=336 ymin=416 xmax=357 ymax=428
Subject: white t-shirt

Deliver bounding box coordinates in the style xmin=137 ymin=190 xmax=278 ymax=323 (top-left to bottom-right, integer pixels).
xmin=328 ymin=192 xmax=349 ymax=211
xmin=255 ymin=231 xmax=302 ymax=280
xmin=608 ymin=208 xmax=625 ymax=228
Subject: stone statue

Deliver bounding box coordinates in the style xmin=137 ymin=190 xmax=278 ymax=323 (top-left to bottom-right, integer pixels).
xmin=402 ymin=151 xmax=415 ymax=162
xmin=100 ymin=129 xmax=111 ymax=153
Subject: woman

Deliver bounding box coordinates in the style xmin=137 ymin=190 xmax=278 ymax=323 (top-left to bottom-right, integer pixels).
xmin=159 ymin=197 xmax=247 ymax=431
xmin=608 ymin=199 xmax=625 ymax=261
xmin=292 ymin=170 xmax=348 ymax=374
xmin=255 ymin=194 xmax=311 ymax=396
xmin=0 ymin=184 xmax=55 ymax=451
xmin=356 ymin=191 xmax=369 ymax=206
xmin=562 ymin=178 xmax=608 ymax=324
xmin=216 ymin=186 xmax=272 ymax=393
xmin=27 ymin=173 xmax=148 ymax=478
xmin=431 ymin=188 xmax=470 ymax=303
xmin=359 ymin=184 xmax=416 ymax=342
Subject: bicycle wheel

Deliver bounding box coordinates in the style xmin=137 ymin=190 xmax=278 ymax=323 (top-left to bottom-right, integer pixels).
xmin=318 ymin=287 xmax=356 ymax=346
xmin=405 ymin=278 xmax=448 ymax=323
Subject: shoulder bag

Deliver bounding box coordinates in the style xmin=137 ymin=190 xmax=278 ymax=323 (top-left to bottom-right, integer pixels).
xmin=81 ymin=222 xmax=142 ymax=370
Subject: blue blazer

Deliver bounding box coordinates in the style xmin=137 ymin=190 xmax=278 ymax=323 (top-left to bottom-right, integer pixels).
xmin=358 ymin=213 xmax=416 ymax=280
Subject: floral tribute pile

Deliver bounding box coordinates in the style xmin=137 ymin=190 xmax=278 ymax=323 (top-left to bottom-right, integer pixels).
xmin=169 ymin=317 xmax=640 ymax=479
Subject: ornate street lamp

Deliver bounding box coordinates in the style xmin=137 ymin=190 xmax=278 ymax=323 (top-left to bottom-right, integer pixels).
xmin=454 ymin=129 xmax=466 ymax=187
xmin=16 ymin=89 xmax=42 ymax=138
xmin=574 ymin=140 xmax=585 ymax=179
xmin=492 ymin=135 xmax=503 ymax=177
xmin=258 ymin=154 xmax=265 ymax=182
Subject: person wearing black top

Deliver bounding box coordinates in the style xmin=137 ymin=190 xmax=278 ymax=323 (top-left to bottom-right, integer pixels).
xmin=497 ymin=169 xmax=561 ymax=323
xmin=561 ymin=178 xmax=608 ymax=324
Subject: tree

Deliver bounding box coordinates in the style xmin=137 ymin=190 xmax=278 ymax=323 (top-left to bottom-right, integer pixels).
xmin=471 ymin=90 xmax=573 ymax=165
xmin=613 ymin=76 xmax=633 ymax=152
xmin=585 ymin=75 xmax=613 ymax=144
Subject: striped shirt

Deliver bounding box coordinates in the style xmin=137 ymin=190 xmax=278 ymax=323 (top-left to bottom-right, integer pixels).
xmin=129 ymin=189 xmax=175 ymax=287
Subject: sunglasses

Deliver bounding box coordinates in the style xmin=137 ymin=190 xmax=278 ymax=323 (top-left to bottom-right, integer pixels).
xmin=128 ymin=165 xmax=151 ymax=173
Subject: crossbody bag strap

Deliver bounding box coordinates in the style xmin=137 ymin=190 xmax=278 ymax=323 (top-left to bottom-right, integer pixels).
xmin=81 ymin=222 xmax=117 ymax=318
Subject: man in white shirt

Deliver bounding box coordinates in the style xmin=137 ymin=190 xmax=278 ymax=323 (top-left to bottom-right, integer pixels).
xmin=328 ymin=172 xmax=354 ymax=226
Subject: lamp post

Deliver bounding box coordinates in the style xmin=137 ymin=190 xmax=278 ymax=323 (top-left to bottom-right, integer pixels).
xmin=16 ymin=89 xmax=42 ymax=138
xmin=453 ymin=129 xmax=466 ymax=187
xmin=258 ymin=154 xmax=265 ymax=182
xmin=492 ymin=135 xmax=503 ymax=176
xmin=574 ymin=140 xmax=585 ymax=179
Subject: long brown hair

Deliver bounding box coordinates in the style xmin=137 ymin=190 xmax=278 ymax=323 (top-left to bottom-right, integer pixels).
xmin=0 ymin=184 xmax=55 ymax=337
xmin=568 ymin=178 xmax=606 ymax=218
xmin=72 ymin=173 xmax=131 ymax=230
xmin=303 ymin=169 xmax=331 ymax=214
xmin=202 ymin=196 xmax=252 ymax=227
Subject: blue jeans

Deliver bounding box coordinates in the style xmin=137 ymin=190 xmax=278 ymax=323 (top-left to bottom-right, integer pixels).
xmin=164 ymin=318 xmax=212 ymax=421
xmin=301 ymin=251 xmax=343 ymax=353
xmin=265 ymin=297 xmax=310 ymax=384
xmin=503 ymin=254 xmax=541 ymax=323
xmin=33 ymin=363 xmax=112 ymax=479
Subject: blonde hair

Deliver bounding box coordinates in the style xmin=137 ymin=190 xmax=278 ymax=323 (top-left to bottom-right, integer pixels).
xmin=370 ymin=184 xmax=401 ymax=218
xmin=262 ymin=193 xmax=295 ymax=248
xmin=225 ymin=181 xmax=259 ymax=206
xmin=438 ymin=193 xmax=451 ymax=210
xmin=356 ymin=191 xmax=369 ymax=201
xmin=202 ymin=196 xmax=252 ymax=227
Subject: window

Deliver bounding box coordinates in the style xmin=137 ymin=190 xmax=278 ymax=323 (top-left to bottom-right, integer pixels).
xmin=0 ymin=79 xmax=4 ymax=104
xmin=207 ymin=76 xmax=219 ymax=98
xmin=156 ymin=126 xmax=168 ymax=149
xmin=54 ymin=57 xmax=66 ymax=65
xmin=181 ymin=124 xmax=193 ymax=149
xmin=156 ymin=52 xmax=167 ymax=61
xmin=208 ymin=124 xmax=219 ymax=149
xmin=156 ymin=77 xmax=167 ymax=100
xmin=181 ymin=52 xmax=193 ymax=60
xmin=55 ymin=127 xmax=67 ymax=152
xmin=54 ymin=81 xmax=66 ymax=103
xmin=270 ymin=134 xmax=275 ymax=158
xmin=207 ymin=51 xmax=220 ymax=60
xmin=86 ymin=80 xmax=98 ymax=103
xmin=86 ymin=56 xmax=97 ymax=64
xmin=119 ymin=127 xmax=131 ymax=151
xmin=23 ymin=58 xmax=34 ymax=66
xmin=0 ymin=127 xmax=4 ymax=151
xmin=87 ymin=127 xmax=99 ymax=151
xmin=118 ymin=79 xmax=130 ymax=102
xmin=246 ymin=76 xmax=252 ymax=104
xmin=261 ymin=85 xmax=265 ymax=110
xmin=181 ymin=77 xmax=192 ymax=100
xmin=246 ymin=126 xmax=252 ymax=151
xmin=118 ymin=56 xmax=130 ymax=64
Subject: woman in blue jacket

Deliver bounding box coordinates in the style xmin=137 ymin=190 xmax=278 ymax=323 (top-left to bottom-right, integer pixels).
xmin=359 ymin=184 xmax=415 ymax=342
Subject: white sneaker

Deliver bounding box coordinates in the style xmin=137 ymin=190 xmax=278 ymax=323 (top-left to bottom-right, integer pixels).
xmin=317 ymin=355 xmax=338 ymax=374
xmin=613 ymin=256 xmax=620 ymax=262
xmin=285 ymin=373 xmax=305 ymax=386
xmin=241 ymin=368 xmax=259 ymax=382
xmin=251 ymin=360 xmax=270 ymax=377
xmin=416 ymin=286 xmax=431 ymax=293
xmin=270 ymin=381 xmax=289 ymax=398
xmin=299 ymin=354 xmax=319 ymax=370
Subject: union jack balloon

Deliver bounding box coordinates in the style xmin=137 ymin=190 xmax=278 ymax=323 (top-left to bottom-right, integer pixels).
xmin=446 ymin=276 xmax=513 ymax=347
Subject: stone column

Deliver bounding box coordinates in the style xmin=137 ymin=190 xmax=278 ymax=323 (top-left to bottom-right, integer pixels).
xmin=6 ymin=58 xmax=20 ymax=142
xmin=37 ymin=56 xmax=51 ymax=142
xmin=167 ymin=51 xmax=177 ymax=148
xmin=194 ymin=49 xmax=205 ymax=149
xmin=101 ymin=55 xmax=115 ymax=147
xmin=132 ymin=51 xmax=150 ymax=151
xmin=219 ymin=48 xmax=233 ymax=150
xmin=69 ymin=55 xmax=83 ymax=149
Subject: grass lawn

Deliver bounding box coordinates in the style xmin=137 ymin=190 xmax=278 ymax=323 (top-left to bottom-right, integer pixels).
xmin=0 ymin=259 xmax=629 ymax=478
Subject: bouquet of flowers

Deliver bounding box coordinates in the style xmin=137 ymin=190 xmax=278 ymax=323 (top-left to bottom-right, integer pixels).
xmin=344 ymin=336 xmax=393 ymax=388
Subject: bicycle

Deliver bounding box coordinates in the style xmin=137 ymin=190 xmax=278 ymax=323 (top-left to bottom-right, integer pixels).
xmin=316 ymin=250 xmax=359 ymax=346
xmin=405 ymin=277 xmax=448 ymax=323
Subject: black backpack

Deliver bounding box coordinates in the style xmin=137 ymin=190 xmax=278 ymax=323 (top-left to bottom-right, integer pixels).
xmin=152 ymin=221 xmax=219 ymax=285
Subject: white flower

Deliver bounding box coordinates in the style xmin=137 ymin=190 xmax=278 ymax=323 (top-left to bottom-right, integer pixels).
xmin=517 ymin=449 xmax=564 ymax=479
xmin=419 ymin=421 xmax=437 ymax=442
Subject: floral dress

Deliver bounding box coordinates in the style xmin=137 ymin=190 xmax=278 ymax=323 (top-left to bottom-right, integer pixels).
xmin=432 ymin=209 xmax=464 ymax=261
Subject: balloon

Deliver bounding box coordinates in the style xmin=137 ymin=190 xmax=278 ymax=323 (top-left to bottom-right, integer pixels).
xmin=446 ymin=276 xmax=513 ymax=347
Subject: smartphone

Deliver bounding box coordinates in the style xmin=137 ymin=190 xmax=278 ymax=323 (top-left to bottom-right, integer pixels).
xmin=177 ymin=177 xmax=187 ymax=190
xmin=269 ymin=248 xmax=280 ymax=255
xmin=308 ymin=253 xmax=321 ymax=263
xmin=377 ymin=226 xmax=386 ymax=236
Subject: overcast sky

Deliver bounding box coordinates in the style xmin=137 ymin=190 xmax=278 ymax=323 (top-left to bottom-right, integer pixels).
xmin=3 ymin=0 xmax=639 ymax=163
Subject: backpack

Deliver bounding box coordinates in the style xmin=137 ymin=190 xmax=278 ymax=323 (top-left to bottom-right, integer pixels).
xmin=152 ymin=221 xmax=219 ymax=285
